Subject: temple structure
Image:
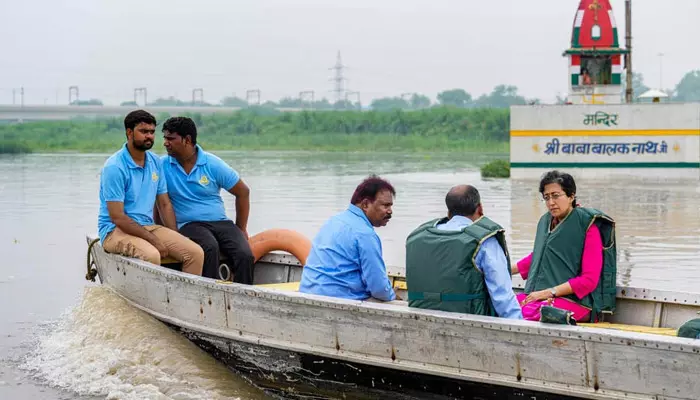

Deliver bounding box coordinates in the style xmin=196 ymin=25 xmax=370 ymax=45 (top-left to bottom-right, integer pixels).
xmin=509 ymin=0 xmax=700 ymax=180
xmin=564 ymin=0 xmax=628 ymax=104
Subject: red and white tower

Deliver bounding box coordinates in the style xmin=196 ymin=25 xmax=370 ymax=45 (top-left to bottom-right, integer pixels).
xmin=564 ymin=0 xmax=628 ymax=104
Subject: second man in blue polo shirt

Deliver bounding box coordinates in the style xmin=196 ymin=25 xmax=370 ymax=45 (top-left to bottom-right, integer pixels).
xmin=159 ymin=117 xmax=255 ymax=283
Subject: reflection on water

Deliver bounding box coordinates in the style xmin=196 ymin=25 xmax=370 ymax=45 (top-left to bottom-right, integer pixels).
xmin=1 ymin=151 xmax=699 ymax=399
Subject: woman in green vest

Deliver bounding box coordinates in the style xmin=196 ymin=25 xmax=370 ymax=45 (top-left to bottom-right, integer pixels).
xmin=513 ymin=170 xmax=616 ymax=322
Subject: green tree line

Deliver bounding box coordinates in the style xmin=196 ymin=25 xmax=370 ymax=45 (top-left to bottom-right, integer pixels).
xmin=0 ymin=107 xmax=510 ymax=154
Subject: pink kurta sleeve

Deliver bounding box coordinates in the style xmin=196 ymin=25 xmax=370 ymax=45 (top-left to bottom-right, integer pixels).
xmin=517 ymin=253 xmax=533 ymax=279
xmin=568 ymin=224 xmax=604 ymax=299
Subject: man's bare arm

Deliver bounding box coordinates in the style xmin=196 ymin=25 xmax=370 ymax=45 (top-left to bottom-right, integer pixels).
xmin=107 ymin=201 xmax=167 ymax=256
xmin=227 ymin=179 xmax=250 ymax=237
xmin=155 ymin=193 xmax=178 ymax=231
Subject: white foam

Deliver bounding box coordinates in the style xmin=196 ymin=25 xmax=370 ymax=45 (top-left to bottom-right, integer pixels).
xmin=22 ymin=287 xmax=267 ymax=400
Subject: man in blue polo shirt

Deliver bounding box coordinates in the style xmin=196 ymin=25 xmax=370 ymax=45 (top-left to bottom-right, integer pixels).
xmin=299 ymin=175 xmax=397 ymax=302
xmin=160 ymin=116 xmax=254 ymax=283
xmin=98 ymin=110 xmax=204 ymax=275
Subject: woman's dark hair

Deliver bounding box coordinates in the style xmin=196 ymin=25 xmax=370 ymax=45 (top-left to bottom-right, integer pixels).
xmin=539 ymin=170 xmax=577 ymax=207
xmin=350 ymin=174 xmax=395 ymax=205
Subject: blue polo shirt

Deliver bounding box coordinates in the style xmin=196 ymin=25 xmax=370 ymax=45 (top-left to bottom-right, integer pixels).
xmin=299 ymin=205 xmax=396 ymax=301
xmin=97 ymin=144 xmax=167 ymax=243
xmin=161 ymin=145 xmax=240 ymax=229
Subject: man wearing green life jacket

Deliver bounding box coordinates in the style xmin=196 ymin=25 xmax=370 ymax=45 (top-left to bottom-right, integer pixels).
xmin=514 ymin=170 xmax=616 ymax=323
xmin=406 ymin=185 xmax=522 ymax=319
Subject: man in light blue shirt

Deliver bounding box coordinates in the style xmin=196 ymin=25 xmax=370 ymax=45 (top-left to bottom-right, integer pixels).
xmin=299 ymin=175 xmax=397 ymax=302
xmin=98 ymin=110 xmax=204 ymax=276
xmin=434 ymin=185 xmax=521 ymax=319
xmin=160 ymin=117 xmax=254 ymax=283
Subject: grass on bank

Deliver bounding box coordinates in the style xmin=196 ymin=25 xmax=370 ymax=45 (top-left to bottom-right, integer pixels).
xmin=0 ymin=107 xmax=511 ymax=154
xmin=480 ymin=159 xmax=510 ymax=178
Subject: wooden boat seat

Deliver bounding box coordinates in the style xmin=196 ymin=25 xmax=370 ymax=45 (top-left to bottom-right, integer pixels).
xmin=161 ymin=254 xmax=229 ymax=265
xmin=161 ymin=257 xmax=180 ymax=265
xmin=257 ymin=281 xmax=301 ymax=291
xmin=579 ymin=322 xmax=678 ymax=337
xmin=255 ymin=282 xmax=407 ymax=305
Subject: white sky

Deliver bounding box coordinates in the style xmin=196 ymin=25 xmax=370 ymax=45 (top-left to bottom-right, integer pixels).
xmin=1 ymin=0 xmax=698 ymax=105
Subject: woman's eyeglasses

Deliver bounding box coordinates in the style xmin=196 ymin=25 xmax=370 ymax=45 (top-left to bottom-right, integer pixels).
xmin=542 ymin=192 xmax=566 ymax=202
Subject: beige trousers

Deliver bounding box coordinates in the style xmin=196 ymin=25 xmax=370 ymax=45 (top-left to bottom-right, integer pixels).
xmin=103 ymin=225 xmax=204 ymax=276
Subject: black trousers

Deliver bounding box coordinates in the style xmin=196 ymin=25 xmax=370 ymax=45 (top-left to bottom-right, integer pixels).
xmin=179 ymin=220 xmax=254 ymax=284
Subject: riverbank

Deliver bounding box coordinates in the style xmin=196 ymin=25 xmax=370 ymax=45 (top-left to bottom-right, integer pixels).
xmin=0 ymin=108 xmax=509 ymax=154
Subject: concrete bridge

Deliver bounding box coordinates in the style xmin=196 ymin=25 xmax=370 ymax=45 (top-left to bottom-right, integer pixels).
xmin=0 ymin=105 xmax=304 ymax=122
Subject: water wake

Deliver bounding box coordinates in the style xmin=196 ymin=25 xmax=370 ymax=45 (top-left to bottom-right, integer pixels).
xmin=21 ymin=286 xmax=268 ymax=400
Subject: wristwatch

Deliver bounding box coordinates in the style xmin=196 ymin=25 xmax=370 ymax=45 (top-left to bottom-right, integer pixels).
xmin=549 ymin=288 xmax=557 ymax=298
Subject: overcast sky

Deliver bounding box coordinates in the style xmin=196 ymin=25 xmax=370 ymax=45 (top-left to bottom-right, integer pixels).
xmin=1 ymin=0 xmax=698 ymax=105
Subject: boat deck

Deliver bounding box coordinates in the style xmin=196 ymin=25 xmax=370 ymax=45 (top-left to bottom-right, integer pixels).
xmin=256 ymin=281 xmax=681 ymax=337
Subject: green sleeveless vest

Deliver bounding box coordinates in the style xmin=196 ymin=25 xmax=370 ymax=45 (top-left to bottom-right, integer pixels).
xmin=405 ymin=216 xmax=511 ymax=316
xmin=524 ymin=207 xmax=617 ymax=320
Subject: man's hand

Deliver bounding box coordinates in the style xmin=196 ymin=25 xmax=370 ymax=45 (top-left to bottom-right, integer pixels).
xmin=153 ymin=238 xmax=168 ymax=259
xmin=521 ymin=289 xmax=554 ymax=305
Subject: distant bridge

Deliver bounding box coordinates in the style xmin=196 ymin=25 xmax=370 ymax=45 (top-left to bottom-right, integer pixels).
xmin=0 ymin=105 xmax=304 ymax=122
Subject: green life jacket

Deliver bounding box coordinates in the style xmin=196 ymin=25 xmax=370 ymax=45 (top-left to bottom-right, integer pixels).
xmin=524 ymin=207 xmax=617 ymax=321
xmin=405 ymin=216 xmax=511 ymax=316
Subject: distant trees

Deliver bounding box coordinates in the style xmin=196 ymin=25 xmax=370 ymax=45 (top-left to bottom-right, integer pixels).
xmin=106 ymin=68 xmax=700 ymax=111
xmin=620 ymin=70 xmax=700 ymax=103
xmin=70 ymin=99 xmax=103 ymax=106
xmin=673 ymin=70 xmax=700 ymax=102
xmin=437 ymin=89 xmax=472 ymax=107
xmin=368 ymin=85 xmax=534 ymax=111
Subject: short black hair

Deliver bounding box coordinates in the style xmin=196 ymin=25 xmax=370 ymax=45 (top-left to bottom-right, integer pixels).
xmin=124 ymin=110 xmax=156 ymax=131
xmin=539 ymin=170 xmax=578 ymax=207
xmin=445 ymin=185 xmax=480 ymax=216
xmin=350 ymin=174 xmax=396 ymax=205
xmin=162 ymin=116 xmax=198 ymax=145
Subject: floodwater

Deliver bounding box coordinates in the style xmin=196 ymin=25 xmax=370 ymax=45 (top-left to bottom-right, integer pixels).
xmin=1 ymin=151 xmax=699 ymax=399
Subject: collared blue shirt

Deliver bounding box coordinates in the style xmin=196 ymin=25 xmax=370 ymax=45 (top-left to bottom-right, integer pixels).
xmin=161 ymin=145 xmax=240 ymax=229
xmin=437 ymin=215 xmax=522 ymax=319
xmin=97 ymin=143 xmax=167 ymax=243
xmin=299 ymin=205 xmax=396 ymax=301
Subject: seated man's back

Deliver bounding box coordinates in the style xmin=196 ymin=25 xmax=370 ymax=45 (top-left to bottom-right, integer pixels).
xmin=299 ymin=175 xmax=396 ymax=302
xmin=406 ymin=185 xmax=522 ymax=319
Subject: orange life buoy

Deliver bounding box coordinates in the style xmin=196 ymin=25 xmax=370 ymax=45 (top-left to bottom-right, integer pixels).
xmin=248 ymin=229 xmax=312 ymax=265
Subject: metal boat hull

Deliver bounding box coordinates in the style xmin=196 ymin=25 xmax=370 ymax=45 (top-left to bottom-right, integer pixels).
xmin=87 ymin=235 xmax=700 ymax=400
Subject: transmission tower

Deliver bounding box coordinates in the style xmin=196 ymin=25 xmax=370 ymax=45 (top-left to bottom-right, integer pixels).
xmin=15 ymin=87 xmax=24 ymax=107
xmin=192 ymin=88 xmax=204 ymax=106
xmin=68 ymin=86 xmax=79 ymax=105
xmin=299 ymin=90 xmax=315 ymax=110
xmin=246 ymin=89 xmax=261 ymax=106
xmin=329 ymin=51 xmax=347 ymax=106
xmin=134 ymin=87 xmax=147 ymax=106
